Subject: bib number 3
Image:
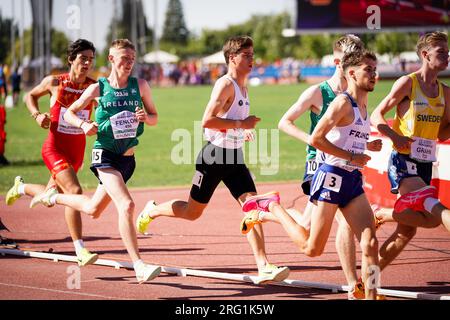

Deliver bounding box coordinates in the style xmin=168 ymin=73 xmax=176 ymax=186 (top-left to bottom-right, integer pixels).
xmin=324 ymin=172 xmax=342 ymax=193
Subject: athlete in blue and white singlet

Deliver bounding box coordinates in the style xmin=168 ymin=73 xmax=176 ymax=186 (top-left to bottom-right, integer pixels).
xmin=310 ymin=92 xmax=370 ymax=207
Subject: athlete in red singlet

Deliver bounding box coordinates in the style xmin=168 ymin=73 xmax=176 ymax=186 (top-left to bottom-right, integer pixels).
xmin=5 ymin=39 xmax=99 ymax=266
xmin=42 ymin=72 xmax=96 ymax=177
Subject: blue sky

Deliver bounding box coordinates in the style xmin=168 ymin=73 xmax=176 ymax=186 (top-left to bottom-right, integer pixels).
xmin=1 ymin=0 xmax=295 ymax=50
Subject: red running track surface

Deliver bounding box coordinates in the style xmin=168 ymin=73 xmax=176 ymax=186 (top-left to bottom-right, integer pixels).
xmin=0 ymin=182 xmax=449 ymax=300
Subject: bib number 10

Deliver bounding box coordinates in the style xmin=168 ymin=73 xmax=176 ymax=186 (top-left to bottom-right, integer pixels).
xmin=307 ymin=160 xmax=319 ymax=175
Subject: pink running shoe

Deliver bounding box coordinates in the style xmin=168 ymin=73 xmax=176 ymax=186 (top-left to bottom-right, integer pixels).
xmin=242 ymin=191 xmax=280 ymax=213
xmin=394 ymin=186 xmax=438 ymax=213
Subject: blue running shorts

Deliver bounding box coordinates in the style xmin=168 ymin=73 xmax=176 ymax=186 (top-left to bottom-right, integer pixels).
xmin=387 ymin=151 xmax=432 ymax=194
xmin=309 ymin=163 xmax=364 ymax=208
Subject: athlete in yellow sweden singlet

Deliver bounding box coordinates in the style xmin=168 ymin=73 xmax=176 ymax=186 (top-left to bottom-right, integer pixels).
xmin=393 ymin=73 xmax=445 ymax=161
xmin=371 ymin=31 xmax=450 ymax=274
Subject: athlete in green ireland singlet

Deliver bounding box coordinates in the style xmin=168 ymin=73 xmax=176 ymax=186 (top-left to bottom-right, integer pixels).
xmin=31 ymin=39 xmax=162 ymax=284
xmin=94 ymin=77 xmax=144 ymax=154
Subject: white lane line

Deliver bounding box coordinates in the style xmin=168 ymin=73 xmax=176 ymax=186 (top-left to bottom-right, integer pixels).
xmin=2 ymin=248 xmax=450 ymax=300
xmin=0 ymin=282 xmax=129 ymax=300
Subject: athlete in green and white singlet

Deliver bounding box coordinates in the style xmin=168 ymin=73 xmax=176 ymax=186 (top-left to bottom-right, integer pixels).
xmin=94 ymin=76 xmax=144 ymax=155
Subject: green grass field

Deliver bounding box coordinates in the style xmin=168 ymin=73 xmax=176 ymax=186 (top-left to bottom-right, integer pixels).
xmin=0 ymin=80 xmax=398 ymax=193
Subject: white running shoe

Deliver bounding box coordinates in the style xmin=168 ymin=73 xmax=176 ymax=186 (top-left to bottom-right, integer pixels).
xmin=30 ymin=186 xmax=58 ymax=208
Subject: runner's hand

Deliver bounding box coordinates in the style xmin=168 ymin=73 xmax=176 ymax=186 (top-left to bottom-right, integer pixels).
xmin=81 ymin=121 xmax=98 ymax=136
xmin=392 ymin=134 xmax=414 ymax=151
xmin=36 ymin=113 xmax=51 ymax=129
xmin=350 ymin=153 xmax=371 ymax=167
xmin=135 ymin=107 xmax=147 ymax=122
xmin=241 ymin=115 xmax=261 ymax=129
xmin=367 ymin=139 xmax=382 ymax=152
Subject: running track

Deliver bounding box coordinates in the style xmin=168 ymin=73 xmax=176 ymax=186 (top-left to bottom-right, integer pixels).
xmin=0 ymin=182 xmax=449 ymax=300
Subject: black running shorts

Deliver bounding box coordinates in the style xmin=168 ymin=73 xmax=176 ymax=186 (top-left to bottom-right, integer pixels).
xmin=90 ymin=148 xmax=136 ymax=184
xmin=190 ymin=143 xmax=256 ymax=203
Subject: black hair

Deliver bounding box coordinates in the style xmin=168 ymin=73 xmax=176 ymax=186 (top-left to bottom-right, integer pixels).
xmin=67 ymin=39 xmax=96 ymax=65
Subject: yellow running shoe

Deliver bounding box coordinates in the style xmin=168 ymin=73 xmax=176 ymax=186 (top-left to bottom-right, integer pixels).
xmin=136 ymin=200 xmax=156 ymax=234
xmin=29 ymin=186 xmax=58 ymax=208
xmin=254 ymin=263 xmax=290 ymax=285
xmin=5 ymin=176 xmax=24 ymax=206
xmin=240 ymin=210 xmax=262 ymax=234
xmin=77 ymin=248 xmax=99 ymax=267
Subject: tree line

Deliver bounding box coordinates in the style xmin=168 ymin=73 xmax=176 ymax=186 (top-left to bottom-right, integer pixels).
xmin=0 ymin=0 xmax=435 ymax=68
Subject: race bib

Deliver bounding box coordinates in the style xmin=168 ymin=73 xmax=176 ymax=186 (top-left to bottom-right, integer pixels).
xmin=225 ymin=128 xmax=245 ymax=146
xmin=341 ymin=140 xmax=366 ymax=171
xmin=410 ymin=137 xmax=437 ymax=162
xmin=306 ymin=159 xmax=320 ymax=175
xmin=344 ymin=139 xmax=367 ymax=154
xmin=57 ymin=107 xmax=89 ymax=135
xmin=405 ymin=161 xmax=418 ymax=175
xmin=192 ymin=170 xmax=204 ymax=187
xmin=92 ymin=149 xmax=103 ymax=164
xmin=110 ymin=111 xmax=139 ymax=139
xmin=324 ymin=172 xmax=342 ymax=193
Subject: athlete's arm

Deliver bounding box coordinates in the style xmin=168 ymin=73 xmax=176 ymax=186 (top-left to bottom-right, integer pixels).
xmin=370 ymin=76 xmax=415 ymax=149
xmin=310 ymin=95 xmax=371 ymax=167
xmin=202 ymin=78 xmax=260 ymax=130
xmin=278 ymin=85 xmax=321 ymax=144
xmin=65 ymin=83 xmax=100 ymax=136
xmin=438 ymin=84 xmax=450 ymax=141
xmin=136 ymin=79 xmax=158 ymax=126
xmin=25 ymin=75 xmax=55 ymax=129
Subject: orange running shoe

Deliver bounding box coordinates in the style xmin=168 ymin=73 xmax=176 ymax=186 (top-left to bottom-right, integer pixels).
xmin=240 ymin=210 xmax=262 ymax=234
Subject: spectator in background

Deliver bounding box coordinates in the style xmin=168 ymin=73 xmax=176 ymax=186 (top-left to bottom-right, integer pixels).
xmin=10 ymin=68 xmax=22 ymax=107
xmin=400 ymin=58 xmax=407 ymax=72
xmin=188 ymin=61 xmax=198 ymax=85
xmin=169 ymin=64 xmax=182 ymax=85
xmin=199 ymin=65 xmax=211 ymax=85
xmin=0 ymin=64 xmax=7 ymax=103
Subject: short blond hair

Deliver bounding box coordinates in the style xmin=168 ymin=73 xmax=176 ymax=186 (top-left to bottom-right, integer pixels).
xmin=110 ymin=39 xmax=136 ymax=52
xmin=416 ymin=31 xmax=448 ymax=60
xmin=333 ymin=34 xmax=364 ymax=55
